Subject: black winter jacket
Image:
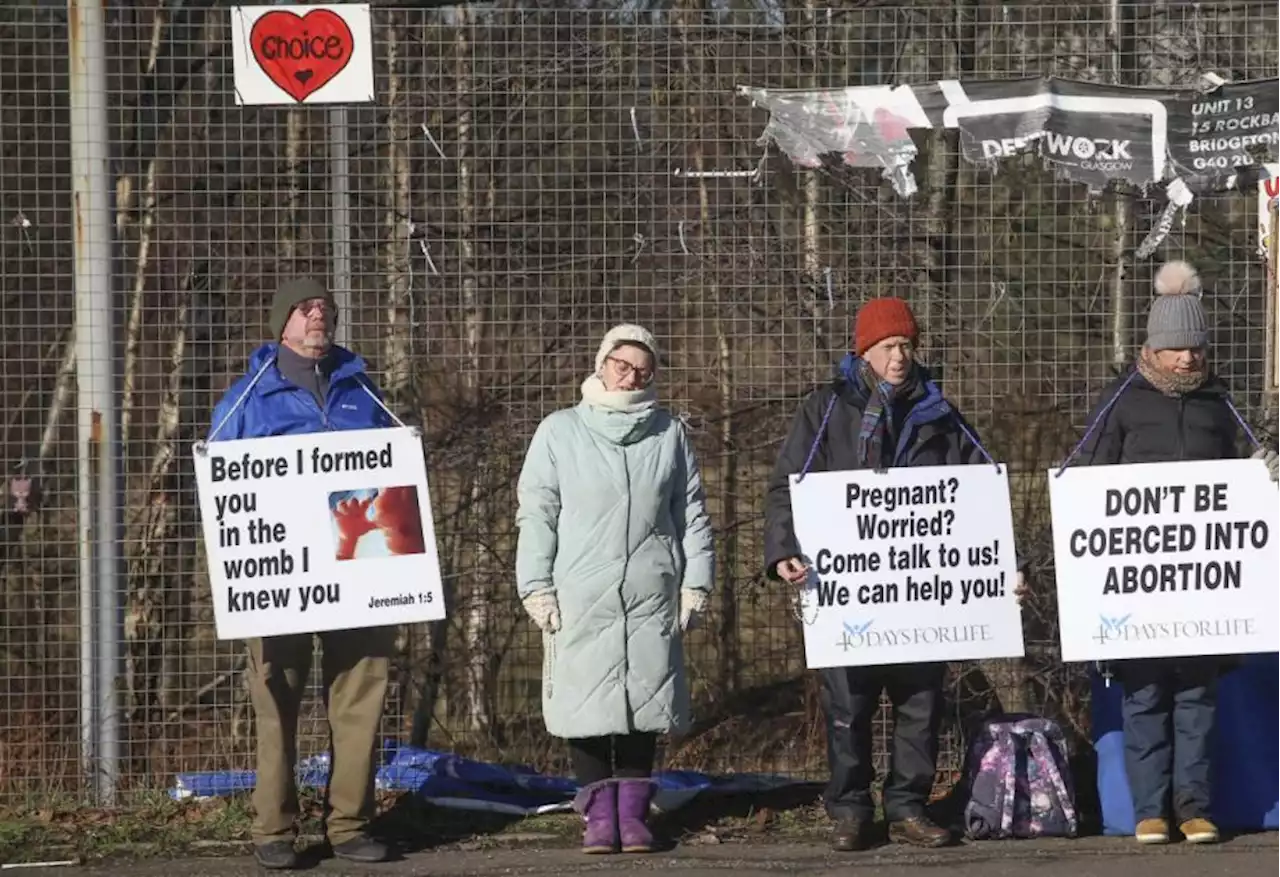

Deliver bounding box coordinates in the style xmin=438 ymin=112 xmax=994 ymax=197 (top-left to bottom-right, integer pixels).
xmin=763 ymin=363 xmax=990 ymax=579
xmin=1077 ymin=368 xmax=1241 ymax=466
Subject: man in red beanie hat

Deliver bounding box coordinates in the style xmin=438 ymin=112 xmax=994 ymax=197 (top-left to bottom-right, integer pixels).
xmin=764 ymin=296 xmax=1022 ymax=852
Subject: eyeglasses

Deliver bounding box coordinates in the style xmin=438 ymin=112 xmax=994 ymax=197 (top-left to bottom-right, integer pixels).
xmin=295 ymin=298 xmax=333 ymax=316
xmin=606 ymin=355 xmax=654 ymax=386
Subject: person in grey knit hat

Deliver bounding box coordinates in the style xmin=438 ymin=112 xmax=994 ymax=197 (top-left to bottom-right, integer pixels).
xmin=1074 ymin=259 xmax=1278 ymax=849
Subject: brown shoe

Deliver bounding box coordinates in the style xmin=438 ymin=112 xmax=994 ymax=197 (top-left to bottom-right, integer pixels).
xmin=888 ymin=815 xmax=950 ymax=848
xmin=1134 ymin=817 xmax=1170 ymax=845
xmin=830 ymin=818 xmax=869 ymax=852
xmin=1178 ymin=817 xmax=1219 ymax=845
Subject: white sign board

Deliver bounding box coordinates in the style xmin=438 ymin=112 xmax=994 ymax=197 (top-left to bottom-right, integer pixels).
xmin=1048 ymin=459 xmax=1279 ymax=662
xmin=194 ymin=427 xmax=446 ymax=640
xmin=789 ymin=464 xmax=1025 ymax=669
xmin=230 ymin=5 xmax=375 ymax=106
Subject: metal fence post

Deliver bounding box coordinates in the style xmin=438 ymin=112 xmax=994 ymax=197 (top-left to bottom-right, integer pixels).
xmin=69 ymin=0 xmax=121 ymax=806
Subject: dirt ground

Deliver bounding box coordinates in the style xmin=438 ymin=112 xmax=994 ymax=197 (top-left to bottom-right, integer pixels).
xmin=19 ymin=833 xmax=1277 ymax=877
xmin=3 ymin=788 xmax=1274 ymax=876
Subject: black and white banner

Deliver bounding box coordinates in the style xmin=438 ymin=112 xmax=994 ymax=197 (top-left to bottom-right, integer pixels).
xmin=1167 ymin=81 xmax=1280 ymax=177
xmin=947 ymin=79 xmax=1170 ymax=191
xmin=741 ymin=76 xmax=1277 ymax=197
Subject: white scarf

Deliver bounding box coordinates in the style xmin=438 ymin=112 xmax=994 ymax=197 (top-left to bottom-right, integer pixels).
xmin=580 ymin=373 xmax=657 ymax=413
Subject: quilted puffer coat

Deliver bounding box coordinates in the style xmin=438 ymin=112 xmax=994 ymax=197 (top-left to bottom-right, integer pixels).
xmin=515 ymin=400 xmax=714 ymax=738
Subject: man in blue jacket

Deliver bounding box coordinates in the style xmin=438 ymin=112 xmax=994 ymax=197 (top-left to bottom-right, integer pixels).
xmin=209 ymin=278 xmax=397 ymax=869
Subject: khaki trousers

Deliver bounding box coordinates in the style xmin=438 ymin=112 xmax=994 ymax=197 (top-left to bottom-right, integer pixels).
xmin=244 ymin=627 xmax=395 ymax=845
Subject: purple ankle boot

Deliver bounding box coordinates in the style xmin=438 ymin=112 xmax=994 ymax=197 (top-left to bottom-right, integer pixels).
xmin=617 ymin=779 xmax=656 ymax=853
xmin=572 ymin=779 xmax=618 ymax=854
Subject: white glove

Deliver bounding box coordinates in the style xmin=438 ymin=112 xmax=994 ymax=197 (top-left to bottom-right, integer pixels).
xmin=522 ymin=589 xmax=560 ymax=633
xmin=1252 ymin=446 xmax=1279 ymax=484
xmin=679 ymin=588 xmax=708 ymax=632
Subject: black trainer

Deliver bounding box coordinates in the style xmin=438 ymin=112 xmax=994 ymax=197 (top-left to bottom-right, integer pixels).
xmin=253 ymin=839 xmax=300 ymax=870
xmin=331 ymin=834 xmax=392 ymax=864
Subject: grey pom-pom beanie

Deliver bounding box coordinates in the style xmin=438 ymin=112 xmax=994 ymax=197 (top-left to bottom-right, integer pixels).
xmin=1145 ymin=260 xmax=1208 ymax=351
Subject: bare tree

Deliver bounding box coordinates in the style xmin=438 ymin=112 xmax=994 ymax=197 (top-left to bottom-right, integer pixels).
xmin=119 ymin=6 xmax=167 ymax=458
xmin=282 ymin=108 xmax=303 ymax=270
xmin=382 ymin=21 xmax=412 ymax=399
xmin=454 ymin=6 xmax=493 ymax=737
xmin=800 ymin=1 xmax=822 ymax=287
xmin=1107 ymin=0 xmax=1135 ymax=369
xmin=123 ymin=9 xmax=224 ymax=742
xmin=680 ymin=3 xmax=740 ymax=693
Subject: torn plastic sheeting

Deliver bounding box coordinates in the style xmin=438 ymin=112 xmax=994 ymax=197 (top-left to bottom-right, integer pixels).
xmin=741 ymin=84 xmax=927 ymax=197
xmin=741 ymin=75 xmax=1277 ymax=216
xmin=1135 ymin=178 xmax=1196 ymax=259
xmin=745 ymin=77 xmax=1278 ymax=192
xmin=168 ymin=745 xmax=814 ymax=817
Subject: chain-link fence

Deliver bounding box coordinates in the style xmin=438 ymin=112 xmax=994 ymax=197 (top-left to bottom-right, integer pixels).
xmin=0 ymin=1 xmax=1275 ymax=807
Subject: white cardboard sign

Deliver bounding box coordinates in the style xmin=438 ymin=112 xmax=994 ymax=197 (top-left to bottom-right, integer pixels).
xmin=194 ymin=427 xmax=446 ymax=639
xmin=230 ymin=5 xmax=375 ymax=106
xmin=1048 ymin=459 xmax=1279 ymax=662
xmin=788 ymin=464 xmax=1025 ymax=669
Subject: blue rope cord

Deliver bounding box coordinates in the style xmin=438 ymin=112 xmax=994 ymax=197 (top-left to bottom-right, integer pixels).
xmin=1054 ymin=370 xmax=1138 ymax=477
xmin=795 ymin=393 xmax=838 ymax=482
xmin=953 ymin=415 xmax=999 ymax=471
xmin=1223 ymin=396 xmax=1263 ymax=451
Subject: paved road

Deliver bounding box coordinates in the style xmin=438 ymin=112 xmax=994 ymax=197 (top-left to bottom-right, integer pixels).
xmin=23 ymin=834 xmax=1276 ymax=876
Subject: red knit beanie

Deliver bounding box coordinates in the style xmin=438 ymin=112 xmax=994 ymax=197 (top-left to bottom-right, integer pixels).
xmin=853 ymin=297 xmax=918 ymax=356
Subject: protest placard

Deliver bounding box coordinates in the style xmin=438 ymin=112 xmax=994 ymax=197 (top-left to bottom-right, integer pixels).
xmin=193 ymin=426 xmax=446 ymax=640
xmin=1048 ymin=458 xmax=1279 ymax=662
xmin=230 ymin=5 xmax=375 ymax=105
xmin=788 ymin=465 xmax=1025 ymax=669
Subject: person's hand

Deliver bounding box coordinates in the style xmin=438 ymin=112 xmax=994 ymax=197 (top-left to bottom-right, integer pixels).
xmin=333 ymin=496 xmax=377 ymax=560
xmin=679 ymin=588 xmax=708 ymax=632
xmin=522 ymin=589 xmax=561 ymax=634
xmin=1014 ymin=570 xmax=1029 ymax=607
xmin=372 ymin=485 xmax=426 ymax=554
xmin=1251 ymin=446 xmax=1279 ymax=484
xmin=775 ymin=557 xmax=809 ymax=585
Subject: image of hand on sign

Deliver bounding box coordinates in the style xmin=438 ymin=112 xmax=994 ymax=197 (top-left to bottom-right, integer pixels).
xmin=1013 ymin=570 xmax=1028 ymax=607
xmin=332 ymin=494 xmax=376 ymax=559
xmin=330 ymin=485 xmax=427 ymax=561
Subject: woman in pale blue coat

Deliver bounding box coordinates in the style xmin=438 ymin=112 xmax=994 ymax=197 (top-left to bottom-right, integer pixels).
xmin=515 ymin=324 xmax=715 ymax=855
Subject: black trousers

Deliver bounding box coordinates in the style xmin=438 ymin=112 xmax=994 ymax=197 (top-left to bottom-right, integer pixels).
xmin=1114 ymin=658 xmax=1220 ymax=823
xmin=569 ymin=733 xmax=657 ymax=785
xmin=819 ymin=662 xmax=946 ymax=823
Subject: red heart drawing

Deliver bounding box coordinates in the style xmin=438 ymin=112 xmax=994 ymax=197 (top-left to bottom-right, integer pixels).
xmin=250 ymin=9 xmax=354 ymax=102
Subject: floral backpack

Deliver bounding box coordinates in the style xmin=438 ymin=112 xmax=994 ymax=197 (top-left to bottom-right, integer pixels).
xmin=961 ymin=715 xmax=1078 ymax=840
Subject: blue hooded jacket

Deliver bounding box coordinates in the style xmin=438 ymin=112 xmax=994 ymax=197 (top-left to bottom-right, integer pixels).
xmin=208 ymin=343 xmax=394 ymax=442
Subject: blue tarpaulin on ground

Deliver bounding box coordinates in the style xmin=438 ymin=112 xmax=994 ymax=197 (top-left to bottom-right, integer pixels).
xmin=170 ymin=744 xmax=812 ymax=816
xmin=1092 ymin=653 xmax=1280 ymax=835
